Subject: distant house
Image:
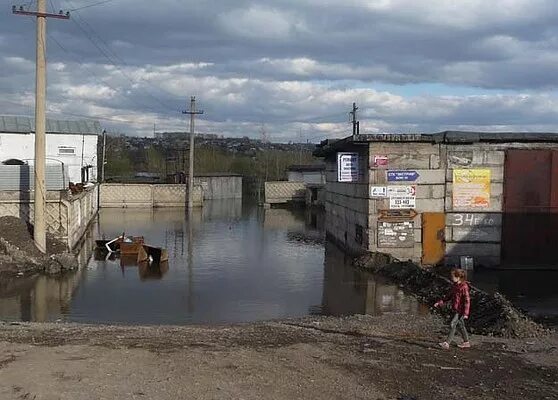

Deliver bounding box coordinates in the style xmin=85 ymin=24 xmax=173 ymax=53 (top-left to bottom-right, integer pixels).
xmin=287 ymin=164 xmax=326 ymax=185
xmin=0 ymin=115 xmax=101 ymax=184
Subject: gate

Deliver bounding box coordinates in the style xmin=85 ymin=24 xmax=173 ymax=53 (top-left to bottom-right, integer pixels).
xmin=502 ymin=150 xmax=558 ymax=266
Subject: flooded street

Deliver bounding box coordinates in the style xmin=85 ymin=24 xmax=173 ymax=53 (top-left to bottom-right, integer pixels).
xmin=0 ymin=200 xmax=556 ymax=326
xmin=0 ymin=201 xmax=425 ymax=325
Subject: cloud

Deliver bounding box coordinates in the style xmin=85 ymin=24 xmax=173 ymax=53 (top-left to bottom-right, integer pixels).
xmin=218 ymin=5 xmax=306 ymax=40
xmin=1 ymin=1 xmax=558 ymax=140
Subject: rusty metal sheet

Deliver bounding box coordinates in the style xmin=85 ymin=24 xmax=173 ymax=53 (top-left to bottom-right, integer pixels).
xmin=551 ymin=151 xmax=558 ymax=211
xmin=502 ymin=149 xmax=557 ymax=265
xmin=503 ymin=150 xmax=551 ymax=213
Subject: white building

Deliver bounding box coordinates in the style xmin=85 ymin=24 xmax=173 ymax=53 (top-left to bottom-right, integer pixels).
xmin=287 ymin=164 xmax=326 ymax=185
xmin=0 ymin=116 xmax=101 ymax=184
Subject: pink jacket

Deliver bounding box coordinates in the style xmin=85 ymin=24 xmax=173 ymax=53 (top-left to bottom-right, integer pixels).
xmin=440 ymin=281 xmax=471 ymax=317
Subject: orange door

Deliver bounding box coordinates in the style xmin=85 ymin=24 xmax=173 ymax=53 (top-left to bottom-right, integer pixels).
xmin=422 ymin=212 xmax=446 ymax=265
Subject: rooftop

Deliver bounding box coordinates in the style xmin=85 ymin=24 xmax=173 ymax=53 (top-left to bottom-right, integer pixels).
xmin=316 ymin=131 xmax=558 ymax=156
xmin=194 ymin=172 xmax=243 ymax=177
xmin=287 ymin=164 xmax=326 ymax=172
xmin=0 ymin=115 xmax=102 ymax=135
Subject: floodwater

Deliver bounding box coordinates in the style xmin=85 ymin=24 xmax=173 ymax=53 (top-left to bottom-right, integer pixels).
xmin=471 ymin=269 xmax=558 ymax=326
xmin=0 ymin=200 xmax=427 ymax=325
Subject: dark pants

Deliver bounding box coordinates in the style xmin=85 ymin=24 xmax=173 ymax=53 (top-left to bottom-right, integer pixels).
xmin=447 ymin=313 xmax=469 ymax=343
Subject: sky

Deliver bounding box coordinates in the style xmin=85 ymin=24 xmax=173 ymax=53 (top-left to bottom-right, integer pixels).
xmin=1 ymin=0 xmax=558 ymax=142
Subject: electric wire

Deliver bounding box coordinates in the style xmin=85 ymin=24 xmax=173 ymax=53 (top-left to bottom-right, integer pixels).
xmin=68 ymin=0 xmax=116 ymax=11
xmin=62 ymin=0 xmax=183 ymax=105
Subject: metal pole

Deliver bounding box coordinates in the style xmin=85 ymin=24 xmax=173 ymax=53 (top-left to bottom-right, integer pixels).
xmin=34 ymin=0 xmax=47 ymax=253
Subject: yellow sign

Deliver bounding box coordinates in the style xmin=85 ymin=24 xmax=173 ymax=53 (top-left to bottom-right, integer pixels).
xmin=453 ymin=169 xmax=491 ymax=209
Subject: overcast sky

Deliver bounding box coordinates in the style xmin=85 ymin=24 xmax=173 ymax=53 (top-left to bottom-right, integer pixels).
xmin=1 ymin=0 xmax=558 ymax=141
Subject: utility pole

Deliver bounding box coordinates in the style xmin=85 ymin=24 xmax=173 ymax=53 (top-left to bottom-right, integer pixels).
xmin=260 ymin=124 xmax=269 ymax=181
xmin=182 ymin=97 xmax=203 ymax=209
xmin=101 ymin=130 xmax=107 ymax=182
xmin=298 ymin=128 xmax=303 ymax=163
xmin=350 ymin=102 xmax=359 ymax=138
xmin=13 ymin=3 xmax=70 ymax=253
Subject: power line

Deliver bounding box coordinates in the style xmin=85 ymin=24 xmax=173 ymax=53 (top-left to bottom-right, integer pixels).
xmin=46 ymin=30 xmax=176 ymax=116
xmin=63 ymin=0 xmax=182 ymax=104
xmin=68 ymin=0 xmax=116 ymax=11
xmin=66 ymin=16 xmax=175 ymax=114
xmin=0 ymin=99 xmax=181 ymax=127
xmin=54 ymin=0 xmax=178 ymax=113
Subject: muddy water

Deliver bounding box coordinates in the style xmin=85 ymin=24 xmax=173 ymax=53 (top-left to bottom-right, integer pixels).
xmin=0 ymin=200 xmax=426 ymax=325
xmin=471 ymin=269 xmax=558 ymax=326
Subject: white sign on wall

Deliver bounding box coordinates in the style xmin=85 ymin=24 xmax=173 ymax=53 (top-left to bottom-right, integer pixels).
xmin=387 ymin=185 xmax=416 ymax=198
xmin=370 ymin=186 xmax=387 ymax=198
xmin=389 ymin=196 xmax=416 ymax=209
xmin=337 ymin=152 xmax=359 ymax=182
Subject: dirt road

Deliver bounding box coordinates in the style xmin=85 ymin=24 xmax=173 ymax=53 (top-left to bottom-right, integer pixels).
xmin=0 ymin=314 xmax=556 ymax=400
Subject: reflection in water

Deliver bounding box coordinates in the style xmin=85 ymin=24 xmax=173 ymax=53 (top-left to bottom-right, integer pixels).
xmin=138 ymin=261 xmax=169 ymax=281
xmin=0 ymin=201 xmax=428 ymax=324
xmin=321 ymin=242 xmax=428 ymax=317
xmin=0 ymin=225 xmax=95 ymax=322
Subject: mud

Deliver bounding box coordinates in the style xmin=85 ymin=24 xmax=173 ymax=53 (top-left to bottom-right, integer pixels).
xmin=0 ymin=315 xmax=556 ymax=399
xmin=353 ymin=254 xmax=551 ymax=338
xmin=0 ymin=216 xmax=77 ymax=276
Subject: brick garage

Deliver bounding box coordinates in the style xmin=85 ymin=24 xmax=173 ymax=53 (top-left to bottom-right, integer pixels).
xmin=315 ymin=132 xmax=558 ymax=268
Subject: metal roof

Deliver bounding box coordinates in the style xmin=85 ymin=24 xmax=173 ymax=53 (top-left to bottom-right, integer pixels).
xmin=0 ymin=115 xmax=101 ymax=135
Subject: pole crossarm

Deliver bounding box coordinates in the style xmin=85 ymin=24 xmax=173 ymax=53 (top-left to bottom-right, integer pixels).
xmin=12 ymin=6 xmax=70 ymax=19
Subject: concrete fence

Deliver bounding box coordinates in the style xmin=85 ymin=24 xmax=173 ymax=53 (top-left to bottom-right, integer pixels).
xmin=0 ymin=185 xmax=98 ymax=250
xmin=194 ymin=175 xmax=242 ymax=200
xmin=100 ymin=183 xmax=203 ymax=208
xmin=264 ymin=181 xmax=306 ymax=205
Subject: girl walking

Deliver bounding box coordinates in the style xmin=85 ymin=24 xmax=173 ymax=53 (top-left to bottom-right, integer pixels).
xmin=434 ymin=268 xmax=471 ymax=349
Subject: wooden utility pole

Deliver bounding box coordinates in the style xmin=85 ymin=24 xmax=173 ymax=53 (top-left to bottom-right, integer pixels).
xmin=101 ymin=130 xmax=107 ymax=182
xmin=298 ymin=128 xmax=303 ymax=163
xmin=182 ymin=97 xmax=203 ymax=209
xmin=13 ymin=3 xmax=70 ymax=253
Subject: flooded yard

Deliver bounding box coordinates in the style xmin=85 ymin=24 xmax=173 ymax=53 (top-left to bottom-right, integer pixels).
xmin=0 ymin=200 xmax=426 ymax=325
xmin=0 ymin=200 xmax=555 ymax=326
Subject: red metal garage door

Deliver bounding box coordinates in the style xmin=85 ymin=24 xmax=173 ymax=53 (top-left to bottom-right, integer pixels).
xmin=502 ymin=150 xmax=558 ymax=266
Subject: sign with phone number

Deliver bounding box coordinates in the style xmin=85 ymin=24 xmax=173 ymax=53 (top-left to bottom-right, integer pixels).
xmin=389 ymin=196 xmax=416 ymax=209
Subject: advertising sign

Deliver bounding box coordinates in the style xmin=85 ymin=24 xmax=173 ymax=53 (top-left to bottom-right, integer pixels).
xmin=453 ymin=169 xmax=491 ymax=209
xmin=379 ymin=209 xmax=418 ymax=221
xmin=387 ymin=170 xmax=420 ymax=182
xmin=389 ymin=196 xmax=416 ymax=209
xmin=337 ymin=152 xmax=359 ymax=182
xmin=387 ymin=185 xmax=416 ymax=198
xmin=377 ymin=221 xmax=414 ymax=248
